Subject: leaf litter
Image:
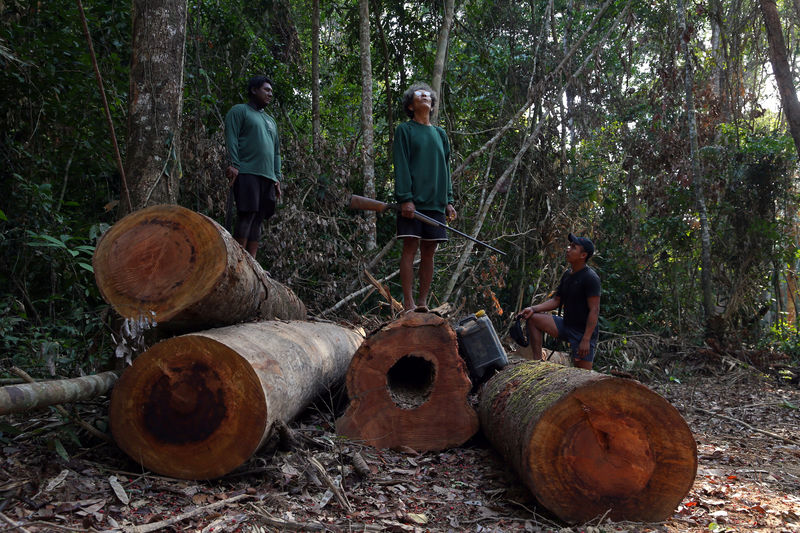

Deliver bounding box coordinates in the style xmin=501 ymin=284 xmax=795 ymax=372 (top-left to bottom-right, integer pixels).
xmin=0 ymin=368 xmax=798 ymax=532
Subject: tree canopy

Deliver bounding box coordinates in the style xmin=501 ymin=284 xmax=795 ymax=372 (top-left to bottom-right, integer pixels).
xmin=2 ymin=0 xmax=800 ymax=376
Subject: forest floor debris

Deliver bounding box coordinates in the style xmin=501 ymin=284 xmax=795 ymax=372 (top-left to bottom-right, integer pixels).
xmin=1 ymin=360 xmax=798 ymax=532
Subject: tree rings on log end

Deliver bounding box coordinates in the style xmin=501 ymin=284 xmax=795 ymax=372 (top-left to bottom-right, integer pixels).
xmin=93 ymin=205 xmax=227 ymax=323
xmin=110 ymin=335 xmax=266 ymax=480
xmin=528 ymin=376 xmax=696 ymax=523
xmin=480 ymin=361 xmax=697 ymax=524
xmin=336 ymin=311 xmax=479 ymax=451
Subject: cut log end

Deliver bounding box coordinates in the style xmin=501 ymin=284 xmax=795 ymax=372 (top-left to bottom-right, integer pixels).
xmin=479 ymin=362 xmax=697 ymax=524
xmin=110 ymin=336 xmax=267 ymax=479
xmin=337 ymin=312 xmax=479 ymax=451
xmin=94 ymin=205 xmax=227 ymax=322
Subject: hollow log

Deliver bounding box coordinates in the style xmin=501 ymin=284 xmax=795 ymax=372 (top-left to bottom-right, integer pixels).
xmin=336 ymin=311 xmax=479 ymax=451
xmin=109 ymin=320 xmax=363 ymax=479
xmin=0 ymin=371 xmax=119 ymax=415
xmin=478 ymin=361 xmax=697 ymax=524
xmin=93 ymin=204 xmax=306 ymax=330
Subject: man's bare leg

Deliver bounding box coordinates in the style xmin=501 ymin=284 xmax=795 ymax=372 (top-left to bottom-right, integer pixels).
xmin=400 ymin=238 xmax=420 ymax=311
xmin=525 ymin=314 xmax=559 ymax=360
xmin=245 ymin=240 xmax=259 ymax=258
xmin=574 ymin=359 xmax=592 ymax=370
xmin=416 ymin=240 xmax=438 ymax=309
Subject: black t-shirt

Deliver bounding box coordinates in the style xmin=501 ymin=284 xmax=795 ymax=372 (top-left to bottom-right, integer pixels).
xmin=555 ymin=266 xmax=601 ymax=332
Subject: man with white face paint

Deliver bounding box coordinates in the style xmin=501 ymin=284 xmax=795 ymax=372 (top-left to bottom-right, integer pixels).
xmin=518 ymin=234 xmax=601 ymax=370
xmin=393 ymin=82 xmax=457 ymax=312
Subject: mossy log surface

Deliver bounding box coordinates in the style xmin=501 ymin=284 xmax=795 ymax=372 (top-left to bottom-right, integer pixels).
xmin=93 ymin=205 xmax=306 ymax=330
xmin=478 ymin=361 xmax=697 ymax=524
xmin=336 ymin=311 xmax=479 ymax=451
xmin=110 ymin=320 xmax=363 ymax=479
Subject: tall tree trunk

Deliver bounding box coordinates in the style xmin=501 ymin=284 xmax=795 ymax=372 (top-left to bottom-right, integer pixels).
xmin=678 ymin=0 xmax=715 ymax=323
xmin=311 ymin=0 xmax=321 ymax=155
xmin=761 ymin=0 xmax=800 ymax=158
xmin=430 ymin=0 xmax=455 ymax=125
xmin=121 ymin=0 xmax=187 ymax=217
xmin=359 ymin=0 xmax=377 ymax=250
xmin=110 ymin=320 xmax=363 ymax=479
xmin=373 ymin=1 xmax=395 ymax=148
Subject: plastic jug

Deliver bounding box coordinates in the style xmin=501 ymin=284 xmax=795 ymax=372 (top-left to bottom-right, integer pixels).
xmin=455 ymin=310 xmax=508 ymax=384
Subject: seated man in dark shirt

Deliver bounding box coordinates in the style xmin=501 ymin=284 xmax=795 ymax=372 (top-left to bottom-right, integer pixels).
xmin=518 ymin=234 xmax=601 ymax=370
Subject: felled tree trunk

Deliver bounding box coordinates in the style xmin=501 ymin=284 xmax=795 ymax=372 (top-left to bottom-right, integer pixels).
xmin=109 ymin=320 xmax=363 ymax=479
xmin=93 ymin=205 xmax=306 ymax=330
xmin=479 ymin=361 xmax=697 ymax=524
xmin=0 ymin=371 xmax=119 ymax=415
xmin=336 ymin=311 xmax=479 ymax=451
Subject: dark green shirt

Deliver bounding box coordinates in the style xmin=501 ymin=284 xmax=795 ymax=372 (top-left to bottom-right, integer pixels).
xmin=224 ymin=103 xmax=281 ymax=182
xmin=393 ymin=120 xmax=454 ymax=212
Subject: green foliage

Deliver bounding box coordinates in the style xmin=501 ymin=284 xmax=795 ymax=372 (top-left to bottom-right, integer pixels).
xmin=758 ymin=321 xmax=800 ymax=363
xmin=3 ymin=0 xmax=800 ymax=380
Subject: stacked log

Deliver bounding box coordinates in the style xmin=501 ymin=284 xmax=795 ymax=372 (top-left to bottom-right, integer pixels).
xmin=479 ymin=360 xmax=697 ymax=524
xmin=109 ymin=320 xmax=363 ymax=480
xmin=336 ymin=311 xmax=479 ymax=451
xmin=93 ymin=204 xmax=305 ymax=330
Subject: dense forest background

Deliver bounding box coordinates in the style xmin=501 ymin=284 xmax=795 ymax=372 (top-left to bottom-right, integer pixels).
xmin=3 ymin=0 xmax=800 ymax=378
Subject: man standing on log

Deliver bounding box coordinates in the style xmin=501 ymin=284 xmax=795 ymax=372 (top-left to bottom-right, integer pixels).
xmin=518 ymin=234 xmax=600 ymax=370
xmin=394 ymin=82 xmax=457 ymax=312
xmin=224 ymin=75 xmax=282 ymax=259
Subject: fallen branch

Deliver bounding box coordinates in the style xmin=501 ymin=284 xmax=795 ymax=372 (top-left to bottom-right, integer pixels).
xmin=126 ymin=493 xmax=250 ymax=533
xmin=248 ymin=504 xmax=384 ymax=532
xmin=320 ymin=262 xmax=415 ymax=317
xmin=364 ymin=269 xmax=403 ymax=313
xmin=307 ymin=455 xmax=353 ymax=513
xmin=692 ymin=406 xmax=800 ymax=446
xmin=1 ymin=368 xmax=119 ymax=416
xmin=9 ymin=367 xmax=112 ymax=443
xmin=0 ymin=510 xmax=32 ymax=533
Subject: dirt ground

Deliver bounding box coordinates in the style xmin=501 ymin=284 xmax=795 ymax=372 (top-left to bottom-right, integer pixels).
xmin=1 ymin=355 xmax=799 ymax=533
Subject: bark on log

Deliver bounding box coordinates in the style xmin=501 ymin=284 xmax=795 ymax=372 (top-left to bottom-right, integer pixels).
xmin=93 ymin=205 xmax=306 ymax=330
xmin=0 ymin=371 xmax=119 ymax=415
xmin=109 ymin=320 xmax=363 ymax=479
xmin=336 ymin=311 xmax=479 ymax=451
xmin=479 ymin=361 xmax=697 ymax=524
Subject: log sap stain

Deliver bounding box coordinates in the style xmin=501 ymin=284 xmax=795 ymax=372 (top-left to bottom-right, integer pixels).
xmin=142 ymin=362 xmax=227 ymax=444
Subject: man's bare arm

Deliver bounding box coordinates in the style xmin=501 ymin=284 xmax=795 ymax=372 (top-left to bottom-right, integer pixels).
xmin=518 ymin=296 xmax=561 ymax=319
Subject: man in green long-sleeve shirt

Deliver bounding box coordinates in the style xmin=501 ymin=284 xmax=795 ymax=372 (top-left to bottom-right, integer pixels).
xmin=224 ymin=75 xmax=282 ymax=258
xmin=393 ymin=82 xmax=457 ymax=311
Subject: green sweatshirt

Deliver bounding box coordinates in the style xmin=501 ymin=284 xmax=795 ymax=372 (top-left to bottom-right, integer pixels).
xmin=224 ymin=103 xmax=281 ymax=182
xmin=393 ymin=120 xmax=454 ymax=212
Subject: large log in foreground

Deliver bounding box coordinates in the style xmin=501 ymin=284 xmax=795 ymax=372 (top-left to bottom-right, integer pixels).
xmin=110 ymin=320 xmax=363 ymax=479
xmin=93 ymin=205 xmax=306 ymax=330
xmin=336 ymin=312 xmax=479 ymax=451
xmin=479 ymin=361 xmax=697 ymax=524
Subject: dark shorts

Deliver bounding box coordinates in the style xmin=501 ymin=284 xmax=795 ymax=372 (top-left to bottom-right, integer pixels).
xmin=396 ymin=210 xmax=448 ymax=241
xmin=554 ymin=316 xmax=598 ymax=362
xmin=234 ymin=173 xmax=277 ymax=218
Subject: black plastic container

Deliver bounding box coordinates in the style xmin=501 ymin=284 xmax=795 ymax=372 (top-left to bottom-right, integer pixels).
xmin=455 ymin=311 xmax=508 ymax=384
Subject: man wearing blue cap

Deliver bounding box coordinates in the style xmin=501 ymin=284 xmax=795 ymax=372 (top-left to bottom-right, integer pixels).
xmin=518 ymin=233 xmax=601 ymax=370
